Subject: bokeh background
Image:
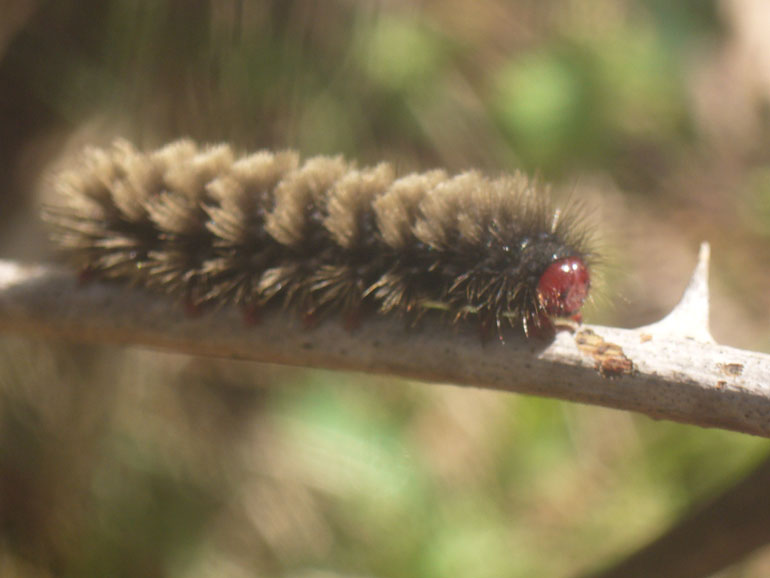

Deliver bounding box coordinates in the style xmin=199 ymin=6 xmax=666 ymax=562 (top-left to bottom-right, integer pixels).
xmin=1 ymin=1 xmax=769 ymax=576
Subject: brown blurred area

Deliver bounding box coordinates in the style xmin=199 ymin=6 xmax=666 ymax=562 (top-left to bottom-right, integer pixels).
xmin=0 ymin=1 xmax=769 ymax=577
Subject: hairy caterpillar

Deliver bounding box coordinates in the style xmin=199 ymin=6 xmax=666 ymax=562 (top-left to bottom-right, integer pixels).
xmin=44 ymin=139 xmax=596 ymax=338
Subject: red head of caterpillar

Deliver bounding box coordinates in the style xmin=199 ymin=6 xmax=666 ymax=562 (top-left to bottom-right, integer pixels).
xmin=43 ymin=139 xmax=597 ymax=340
xmin=537 ymin=256 xmax=590 ymax=319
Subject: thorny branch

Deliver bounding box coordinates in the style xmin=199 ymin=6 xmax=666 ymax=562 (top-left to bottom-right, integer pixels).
xmin=0 ymin=243 xmax=768 ymax=436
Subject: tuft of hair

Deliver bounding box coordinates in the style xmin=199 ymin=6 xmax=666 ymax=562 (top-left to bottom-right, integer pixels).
xmin=44 ymin=139 xmax=597 ymax=336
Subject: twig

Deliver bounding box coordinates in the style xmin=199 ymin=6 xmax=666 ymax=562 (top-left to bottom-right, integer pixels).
xmin=0 ymin=242 xmax=768 ymax=436
xmin=578 ymin=455 xmax=770 ymax=578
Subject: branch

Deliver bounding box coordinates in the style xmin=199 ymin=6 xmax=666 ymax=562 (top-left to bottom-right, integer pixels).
xmin=579 ymin=455 xmax=770 ymax=578
xmin=0 ymin=243 xmax=768 ymax=436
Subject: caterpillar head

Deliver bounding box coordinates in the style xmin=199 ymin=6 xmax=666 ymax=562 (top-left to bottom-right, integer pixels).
xmin=537 ymin=256 xmax=590 ymax=319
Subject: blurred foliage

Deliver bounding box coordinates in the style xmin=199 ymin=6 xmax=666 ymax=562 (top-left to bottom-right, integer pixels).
xmin=1 ymin=0 xmax=770 ymax=577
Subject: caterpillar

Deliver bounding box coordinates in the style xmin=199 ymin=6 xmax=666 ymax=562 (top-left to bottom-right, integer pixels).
xmin=43 ymin=139 xmax=596 ymax=338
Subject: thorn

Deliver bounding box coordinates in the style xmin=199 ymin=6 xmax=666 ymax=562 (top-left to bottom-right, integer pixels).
xmin=638 ymin=242 xmax=714 ymax=342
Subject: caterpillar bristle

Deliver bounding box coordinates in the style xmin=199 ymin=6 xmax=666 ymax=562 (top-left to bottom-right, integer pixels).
xmin=44 ymin=139 xmax=597 ymax=338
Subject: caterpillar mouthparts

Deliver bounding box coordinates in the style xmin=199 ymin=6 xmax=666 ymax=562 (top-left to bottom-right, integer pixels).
xmin=43 ymin=139 xmax=596 ymax=339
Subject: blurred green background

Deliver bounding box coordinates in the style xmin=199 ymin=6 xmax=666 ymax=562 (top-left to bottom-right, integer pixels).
xmin=1 ymin=1 xmax=769 ymax=576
